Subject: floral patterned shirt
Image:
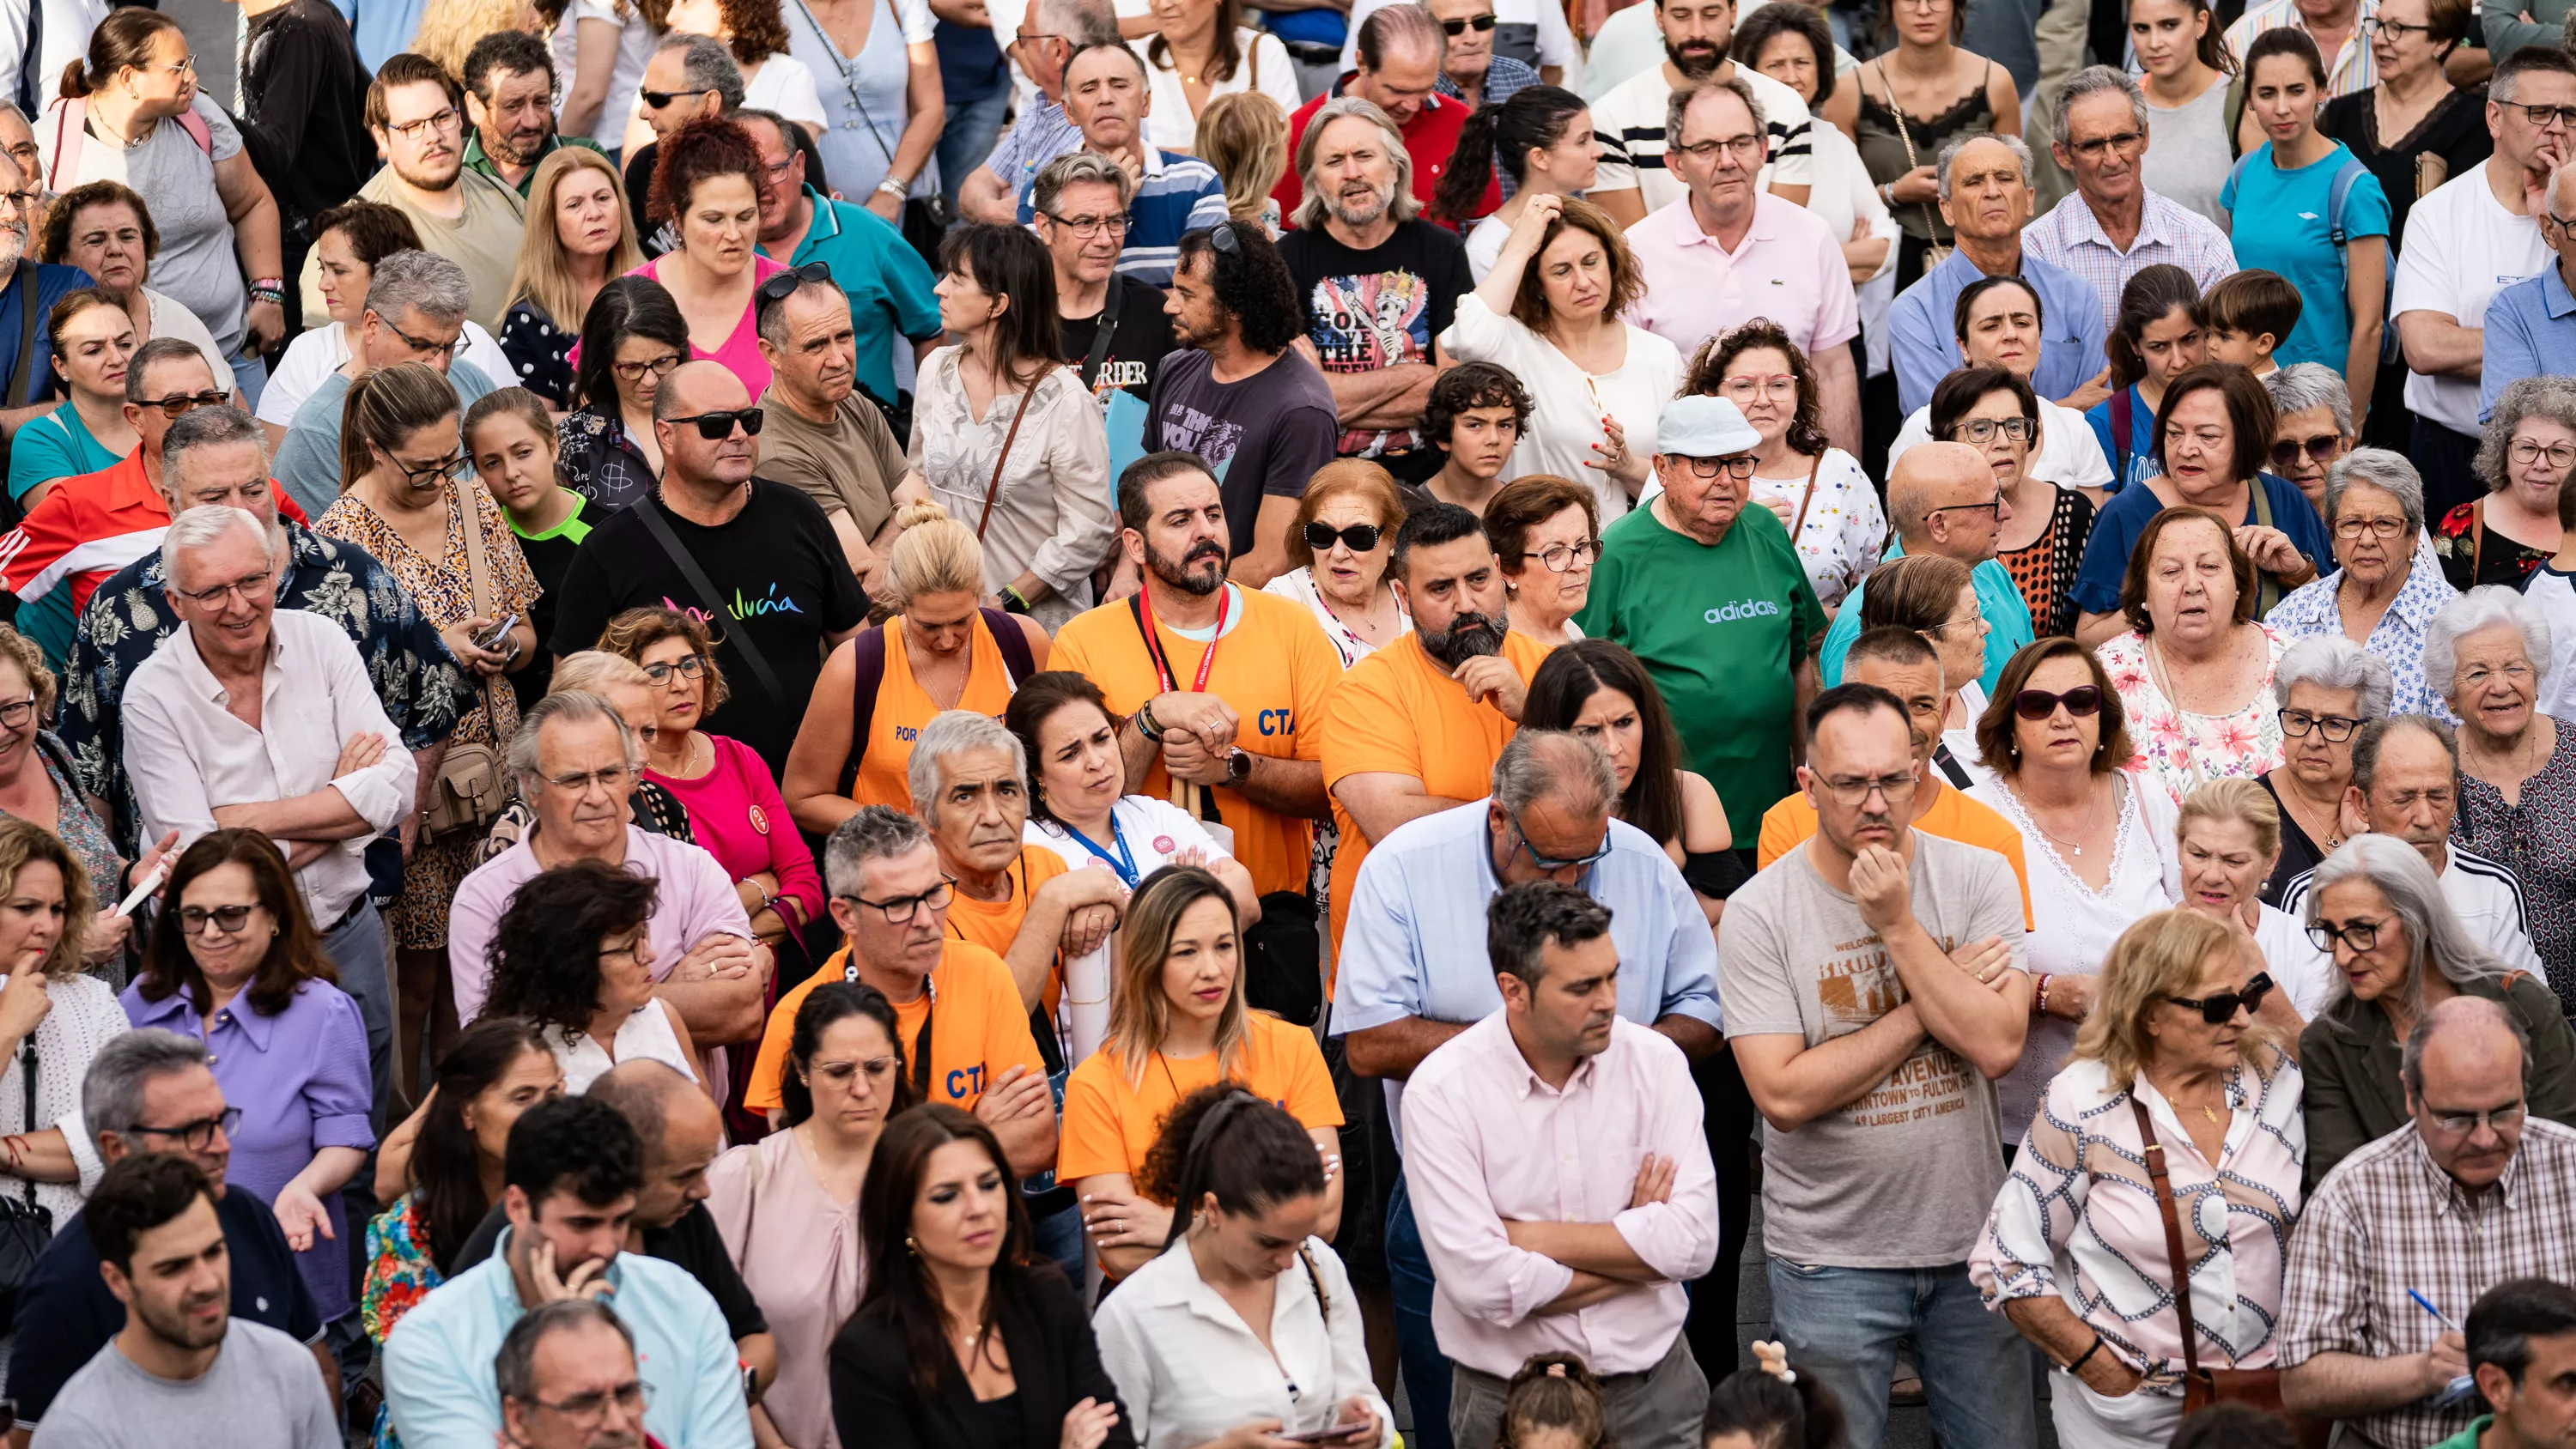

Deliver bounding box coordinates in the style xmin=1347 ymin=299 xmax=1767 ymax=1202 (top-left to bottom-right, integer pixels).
xmin=362 ymin=1193 xmax=441 ymax=1449
xmin=1750 ymin=448 xmax=1887 ymax=613
xmin=2099 ymin=625 xmax=2289 ymax=810
xmin=2434 ymin=499 xmax=2553 ymax=591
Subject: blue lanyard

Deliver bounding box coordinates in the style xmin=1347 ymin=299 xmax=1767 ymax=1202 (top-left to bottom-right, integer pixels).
xmin=1065 ymin=814 xmax=1139 ymax=888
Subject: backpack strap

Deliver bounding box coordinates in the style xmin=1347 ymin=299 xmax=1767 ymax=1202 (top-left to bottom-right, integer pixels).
xmin=175 ymin=106 xmax=211 ymax=156
xmin=837 ymin=623 xmax=892 ymax=797
xmin=2326 ymin=156 xmax=2370 ymax=247
xmin=980 ymin=606 xmax=1035 ymax=685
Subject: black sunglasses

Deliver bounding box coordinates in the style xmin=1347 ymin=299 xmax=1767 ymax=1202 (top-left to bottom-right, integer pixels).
xmin=2270 ymin=433 xmax=2341 ymax=469
xmin=2168 ymin=971 xmax=2275 ymax=1026
xmin=1440 ymin=13 xmax=1498 ymax=32
xmin=640 ymin=87 xmax=715 ymax=108
xmin=666 ymin=408 xmax=765 ymax=440
xmin=756 ymin=260 xmax=835 ymax=307
xmin=2012 ymin=685 xmax=2102 ymax=720
xmin=1304 ymin=521 xmax=1382 ymax=552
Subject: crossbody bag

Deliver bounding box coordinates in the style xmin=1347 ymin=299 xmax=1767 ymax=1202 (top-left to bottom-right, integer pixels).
xmin=423 ymin=493 xmax=509 ymax=839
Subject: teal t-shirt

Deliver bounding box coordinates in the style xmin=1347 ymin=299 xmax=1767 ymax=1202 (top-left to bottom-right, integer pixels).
xmin=2218 ymin=141 xmax=2391 ymax=372
xmin=7 ymin=402 xmax=120 ymax=503
xmin=1818 ymin=543 xmax=2036 ymax=696
xmin=761 ymin=187 xmax=942 ymax=410
xmin=1573 ymin=500 xmax=1826 ymax=836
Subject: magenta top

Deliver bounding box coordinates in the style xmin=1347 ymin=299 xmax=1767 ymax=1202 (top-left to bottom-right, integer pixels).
xmin=623 ymin=253 xmax=789 ymax=398
xmin=645 ymin=731 xmax=824 ymax=932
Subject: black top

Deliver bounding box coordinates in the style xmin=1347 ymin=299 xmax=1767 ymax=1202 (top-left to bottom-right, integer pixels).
xmin=450 ymin=1200 xmax=771 ymax=1342
xmin=2318 ymin=85 xmax=2493 ymax=256
xmin=2255 ymin=771 xmax=2328 ymax=908
xmin=1060 ymin=275 xmax=1176 ymax=403
xmin=550 ymin=478 xmax=870 ymax=772
xmin=1148 ymin=349 xmax=1340 ymax=559
xmin=555 ymin=406 xmax=660 ymax=513
xmin=8 ymin=1185 xmax=324 ymax=1431
xmin=499 ymin=299 xmax=580 ymax=409
xmin=235 ymin=0 xmax=374 ymax=231
xmin=509 ymin=492 xmax=589 ymax=713
xmin=981 ymin=1392 xmax=1029 ymax=1449
xmin=1276 ymin=219 xmax=1473 ymax=471
xmin=830 ymin=1263 xmax=1135 ymax=1449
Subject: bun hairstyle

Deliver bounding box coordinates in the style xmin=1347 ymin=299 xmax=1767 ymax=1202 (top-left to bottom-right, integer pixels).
xmin=1497 ymin=1353 xmax=1608 ymax=1449
xmin=1135 ymin=1082 xmax=1327 ymax=1243
xmin=1702 ymin=1343 xmax=1846 ymax=1449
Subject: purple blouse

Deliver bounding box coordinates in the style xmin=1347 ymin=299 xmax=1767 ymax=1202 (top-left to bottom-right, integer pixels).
xmin=120 ymin=977 xmax=375 ymax=1321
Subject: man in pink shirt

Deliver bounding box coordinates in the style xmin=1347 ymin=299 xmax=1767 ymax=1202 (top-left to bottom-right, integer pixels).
xmin=1623 ymin=76 xmax=1860 ymax=452
xmin=1399 ymin=881 xmax=1719 ymax=1449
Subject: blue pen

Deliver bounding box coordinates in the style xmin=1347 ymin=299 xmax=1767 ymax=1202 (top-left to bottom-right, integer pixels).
xmin=2409 ymin=1290 xmax=2462 ymax=1334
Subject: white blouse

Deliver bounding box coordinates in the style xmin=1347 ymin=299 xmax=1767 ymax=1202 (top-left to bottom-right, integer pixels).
xmin=544 ymin=998 xmax=696 ymax=1094
xmin=743 ymin=53 xmax=829 ymax=130
xmin=2252 ymin=901 xmax=2336 ymax=1020
xmin=1135 ymin=29 xmax=1304 ymax=155
xmin=1437 ymin=293 xmax=1682 ymax=524
xmin=1805 ymin=121 xmax=1901 ymax=377
xmin=1262 ymin=567 xmax=1412 ymax=670
xmin=1747 ymin=448 xmax=1886 ymax=611
xmin=1969 ymin=773 xmax=2181 ymax=1145
xmin=0 ymin=972 xmax=123 ymax=1222
xmin=1095 ymin=1235 xmax=1394 ymax=1449
xmin=909 ymin=349 xmax=1117 ymax=633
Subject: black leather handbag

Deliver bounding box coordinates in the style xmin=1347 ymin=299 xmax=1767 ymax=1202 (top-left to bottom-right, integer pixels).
xmin=0 ymin=1040 xmax=58 ymax=1326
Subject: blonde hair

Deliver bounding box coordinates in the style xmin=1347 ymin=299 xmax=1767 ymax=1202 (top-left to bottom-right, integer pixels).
xmin=505 ymin=147 xmax=646 ymax=333
xmin=0 ymin=624 xmax=58 ymax=719
xmin=883 ymin=500 xmax=987 ymax=607
xmin=1196 ymin=91 xmax=1290 ymax=224
xmin=549 ymin=649 xmax=656 ymax=693
xmin=1109 ymin=868 xmax=1248 ymax=1082
xmin=0 ymin=817 xmax=94 ymax=984
xmin=340 ymin=362 xmax=463 ymax=498
xmin=2176 ymin=777 xmax=2282 ymax=861
xmin=413 ymin=0 xmax=540 ymax=82
xmin=2074 ymin=908 xmax=2281 ymax=1090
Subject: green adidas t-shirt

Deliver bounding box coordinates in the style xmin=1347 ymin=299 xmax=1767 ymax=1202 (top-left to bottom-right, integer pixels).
xmin=1574 ymin=499 xmax=1826 ymax=837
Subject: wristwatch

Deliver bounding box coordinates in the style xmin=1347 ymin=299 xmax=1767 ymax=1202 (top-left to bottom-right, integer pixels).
xmin=1224 ymin=748 xmax=1253 ymax=785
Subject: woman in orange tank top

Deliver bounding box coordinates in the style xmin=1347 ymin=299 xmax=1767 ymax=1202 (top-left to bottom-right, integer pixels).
xmin=783 ymin=501 xmax=1053 ymax=833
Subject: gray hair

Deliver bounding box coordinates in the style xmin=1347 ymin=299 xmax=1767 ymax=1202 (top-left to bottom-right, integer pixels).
xmin=823 ymin=803 xmax=935 ymax=898
xmin=2476 ymin=375 xmax=2576 ymax=494
xmin=2306 ymin=834 xmax=2509 ymax=1010
xmin=1035 ymin=0 xmax=1123 ymax=45
xmin=506 ymin=688 xmax=639 ymax=790
xmin=2323 ymin=447 xmax=2427 ymax=537
xmin=1293 ymin=96 xmax=1419 ymax=232
xmin=159 ymin=503 xmax=275 ymax=582
xmin=2273 ymin=635 xmax=2395 ymax=719
xmin=2050 ymin=65 xmax=2147 ymax=148
xmin=365 ymin=249 xmax=473 ymax=328
xmin=2401 ymin=994 xmax=2530 ymax=1097
xmin=2350 ymin=714 xmax=2457 ymax=797
xmin=1665 ymin=75 xmax=1766 ymax=172
xmin=1031 ymin=149 xmax=1136 ymax=221
xmin=1934 ymin=131 xmax=2036 ymax=203
xmin=82 ymin=1029 xmax=210 ymax=1145
xmin=2426 ymin=585 xmax=2555 ymax=706
xmin=906 ymin=709 xmax=1029 ymax=815
xmin=161 ymin=404 xmax=267 ymax=487
xmin=124 ymin=336 xmax=218 ymax=406
xmin=495 ymin=1300 xmax=636 ymax=1407
xmin=1492 ymin=729 xmax=1618 ymax=819
xmin=2265 ymin=362 xmax=2354 ymax=440
xmin=654 ymin=33 xmax=745 ymax=112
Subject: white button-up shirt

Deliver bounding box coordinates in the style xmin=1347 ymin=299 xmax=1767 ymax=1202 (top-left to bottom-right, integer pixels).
xmin=123 ymin=609 xmax=418 ymax=926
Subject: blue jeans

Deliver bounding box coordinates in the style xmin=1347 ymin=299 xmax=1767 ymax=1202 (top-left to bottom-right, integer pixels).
xmin=938 ymin=88 xmax=1012 ymax=214
xmin=320 ymin=900 xmax=392 ymax=1137
xmin=1765 ymin=1258 xmax=2034 ymax=1449
xmin=1386 ymin=1171 xmax=1451 ymax=1449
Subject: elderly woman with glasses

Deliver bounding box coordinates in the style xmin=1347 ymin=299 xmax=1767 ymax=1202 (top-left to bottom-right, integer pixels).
xmin=1264 ymin=460 xmax=1411 ymax=669
xmin=1488 ymin=474 xmax=1599 ymax=649
xmin=2296 ymin=833 xmax=2576 ymax=1188
xmin=2251 ymin=637 xmax=2392 ymax=906
xmin=2097 ymin=505 xmax=2292 ymax=809
xmin=2435 ymin=376 xmax=2576 ymax=591
xmin=2430 ymin=585 xmax=2576 ymax=1008
xmin=2265 ymin=451 xmax=2459 ymax=721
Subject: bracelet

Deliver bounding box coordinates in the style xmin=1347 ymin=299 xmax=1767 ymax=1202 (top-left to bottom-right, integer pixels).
xmin=247 ymin=281 xmax=285 ymax=305
xmin=2065 ymin=1336 xmax=2105 ymax=1374
xmin=999 ymin=583 xmax=1031 ymax=614
xmin=1136 ymin=700 xmax=1166 ymax=743
xmin=2034 ymin=973 xmax=2052 ymax=1017
xmin=875 ymin=177 xmax=909 ymax=199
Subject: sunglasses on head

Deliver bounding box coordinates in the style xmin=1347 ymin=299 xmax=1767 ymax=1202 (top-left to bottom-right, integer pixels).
xmin=2167 ymin=971 xmax=2275 ymax=1025
xmin=667 ymin=407 xmax=764 ymax=440
xmin=1440 ymin=13 xmax=1498 ymax=32
xmin=1304 ymin=521 xmax=1382 ymax=552
xmin=756 ymin=260 xmax=834 ymax=306
xmin=2012 ymin=685 xmax=2102 ymax=720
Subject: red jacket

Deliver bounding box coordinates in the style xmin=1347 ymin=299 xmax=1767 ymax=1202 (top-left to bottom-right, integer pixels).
xmin=1273 ymin=76 xmax=1498 ymax=227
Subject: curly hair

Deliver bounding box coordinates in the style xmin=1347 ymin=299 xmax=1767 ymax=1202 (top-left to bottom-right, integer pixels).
xmin=1425 ymin=361 xmax=1532 ymax=451
xmin=1176 ymin=223 xmax=1304 ymax=354
xmin=484 ymin=861 xmax=659 ymax=1035
xmin=715 ymin=0 xmax=793 ymax=64
xmin=0 ymin=817 xmax=94 ymax=985
xmin=37 ymin=181 xmax=155 ymax=266
xmin=2477 ymin=375 xmax=2576 ymax=496
xmin=647 ymin=116 xmax=765 ymax=228
xmin=135 ymin=830 xmax=334 ymax=1016
xmin=1133 ymin=1082 xmax=1326 ymax=1235
xmin=593 ymin=605 xmax=732 ymax=712
xmin=0 ymin=623 xmax=56 ymax=720
xmin=1682 ymin=318 xmax=1829 ymax=458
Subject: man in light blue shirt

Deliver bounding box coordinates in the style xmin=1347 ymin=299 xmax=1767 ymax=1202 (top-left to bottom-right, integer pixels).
xmin=274 ymin=250 xmax=497 ymax=519
xmin=384 ymin=1095 xmax=750 ymax=1449
xmin=1819 ymin=442 xmax=2036 ymax=696
xmin=2482 ymin=162 xmax=2576 ymax=425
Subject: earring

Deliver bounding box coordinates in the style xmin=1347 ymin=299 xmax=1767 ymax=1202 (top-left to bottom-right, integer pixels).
xmin=906 ymin=1235 xmax=920 ymax=1258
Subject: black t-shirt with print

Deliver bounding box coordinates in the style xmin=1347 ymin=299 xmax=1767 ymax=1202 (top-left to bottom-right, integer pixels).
xmin=1060 ymin=275 xmax=1177 ymax=403
xmin=552 ymin=478 xmax=867 ymax=773
xmin=1276 ymin=218 xmax=1473 ymax=474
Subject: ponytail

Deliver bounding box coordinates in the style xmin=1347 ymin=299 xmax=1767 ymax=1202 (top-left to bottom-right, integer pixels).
xmin=61 ymin=9 xmax=180 ymax=102
xmin=339 ymin=362 xmax=464 ymax=497
xmin=1434 ymin=101 xmax=1505 ymax=224
xmin=1434 ymin=86 xmax=1591 ymax=225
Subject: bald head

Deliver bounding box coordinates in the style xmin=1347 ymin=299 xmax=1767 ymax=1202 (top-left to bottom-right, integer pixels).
xmin=2405 ymin=996 xmax=2527 ymax=1099
xmin=652 ymin=359 xmax=750 ymax=421
xmin=1889 ymin=442 xmax=1992 ymax=538
xmin=589 ymin=1060 xmax=723 ymax=1229
xmin=653 ymin=360 xmax=757 ymax=494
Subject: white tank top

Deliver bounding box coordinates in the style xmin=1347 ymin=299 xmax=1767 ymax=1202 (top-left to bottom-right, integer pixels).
xmin=546 ymin=999 xmax=697 ymax=1094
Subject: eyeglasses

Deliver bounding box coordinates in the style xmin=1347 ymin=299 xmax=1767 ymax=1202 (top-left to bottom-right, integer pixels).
xmin=544 ymin=764 xmax=633 ymax=795
xmin=1672 ymin=135 xmax=1765 ymax=165
xmin=380 ymin=315 xmax=463 ymax=360
xmin=385 ymin=106 xmax=461 ymax=140
xmin=641 ymin=652 xmax=709 ymax=685
xmin=1439 ymin=12 xmax=1498 ymax=32
xmin=1677 ymin=454 xmax=1759 ymax=479
xmin=1045 ymin=209 xmax=1131 ymax=239
xmin=2066 ymin=130 xmax=2146 ymax=159
xmin=641 ymin=88 xmax=715 ymax=109
xmin=847 ymin=877 xmax=957 ymax=925
xmin=2332 ymin=515 xmax=2409 ymax=543
xmin=1926 ymin=492 xmax=2006 ymax=519
xmin=1303 ymin=521 xmax=1382 ymax=553
xmin=2505 ymin=100 xmax=2576 ymax=129
xmin=666 ymin=408 xmax=763 ymax=440
xmin=2279 ymin=707 xmax=2361 ymax=741
xmin=2166 ymin=970 xmax=2275 ymax=1025
xmin=0 ymin=695 xmax=35 ymax=730
xmin=598 ymin=937 xmax=647 ymax=965
xmin=2509 ymin=439 xmax=2576 ymax=470
xmin=2421 ymin=1099 xmax=2529 ymax=1136
xmin=1814 ymin=769 xmax=1919 ymax=807
xmin=1953 ymin=417 xmax=2034 ymax=445
xmin=173 ymin=567 xmax=276 ymax=609
xmin=1522 ymin=538 xmax=1601 ymax=572
xmin=1717 ymin=373 xmax=1797 ymax=402
xmin=2011 ymin=685 xmax=2102 ymax=720
xmin=755 ymin=260 xmax=835 ymax=310
xmin=2363 ymin=15 xmax=2433 ymax=35
xmin=2307 ymin=913 xmax=2392 ymax=953
xmin=395 ymin=452 xmax=468 ymax=489
xmin=178 ymin=903 xmax=258 ymax=937
xmin=526 ymin=1379 xmax=653 ymax=1427
xmin=141 ymin=390 xmax=230 ymax=419
xmin=129 ymin=1106 xmax=241 ymax=1151
xmin=0 ymin=187 xmax=39 ymax=218
xmin=1505 ymin=806 xmax=1613 ymax=872
xmin=611 ymin=352 xmax=685 ymax=384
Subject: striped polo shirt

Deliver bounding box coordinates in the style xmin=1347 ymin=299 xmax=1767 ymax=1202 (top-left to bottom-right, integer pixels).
xmin=1018 ymin=146 xmax=1230 ymax=287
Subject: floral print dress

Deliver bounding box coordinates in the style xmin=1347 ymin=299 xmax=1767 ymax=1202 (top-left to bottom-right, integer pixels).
xmin=361 ymin=1193 xmax=440 ymax=1449
xmin=2434 ymin=499 xmax=2554 ymax=591
xmin=1750 ymin=448 xmax=1888 ymax=613
xmin=316 ymin=483 xmax=541 ymax=949
xmin=2099 ymin=624 xmax=2290 ymax=809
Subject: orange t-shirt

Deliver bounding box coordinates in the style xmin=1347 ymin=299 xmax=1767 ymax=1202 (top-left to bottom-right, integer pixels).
xmin=1320 ymin=630 xmax=1552 ymax=955
xmin=947 ymin=843 xmax=1070 ymax=1016
xmin=1755 ymin=782 xmax=2037 ymax=928
xmin=744 ymin=937 xmax=1046 ymax=1114
xmin=1048 ymin=587 xmax=1342 ymax=900
xmin=851 ymin=614 xmax=1019 ymax=811
xmin=1057 ymin=1012 xmax=1345 ymax=1186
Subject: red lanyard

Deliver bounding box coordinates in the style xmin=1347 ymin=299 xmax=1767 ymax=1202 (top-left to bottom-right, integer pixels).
xmin=1135 ymin=583 xmax=1230 ymax=694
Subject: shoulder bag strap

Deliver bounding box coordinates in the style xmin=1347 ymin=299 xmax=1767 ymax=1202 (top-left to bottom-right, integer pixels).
xmin=977 ymin=382 xmax=1041 ymax=543
xmin=5 ymin=264 xmax=35 ymax=411
xmin=629 ymin=491 xmax=791 ymax=707
xmin=1081 ymin=308 xmax=1121 ymax=393
xmin=2111 ymin=386 xmax=2133 ymax=486
xmin=2473 ymin=497 xmax=2488 ymax=578
xmin=1789 ymin=449 xmax=1824 ymax=539
xmin=454 ymin=485 xmax=503 ymax=721
xmin=1297 ymin=1241 xmax=1327 ymax=1321
xmin=17 ymin=1039 xmax=34 ymax=1209
xmin=847 ymin=623 xmax=890 ymax=769
xmin=46 ymin=98 xmax=77 ymax=196
xmin=2250 ymin=478 xmax=2281 ymax=615
xmin=2129 ymin=1092 xmax=2202 ymax=1383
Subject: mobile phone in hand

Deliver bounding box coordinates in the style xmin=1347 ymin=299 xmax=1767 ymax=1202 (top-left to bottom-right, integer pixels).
xmin=476 ymin=612 xmax=520 ymax=652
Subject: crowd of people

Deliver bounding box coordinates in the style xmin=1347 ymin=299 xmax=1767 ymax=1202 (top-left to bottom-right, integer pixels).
xmin=4 ymin=0 xmax=2576 ymax=1446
